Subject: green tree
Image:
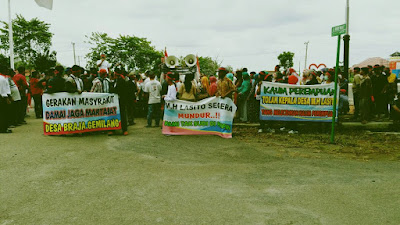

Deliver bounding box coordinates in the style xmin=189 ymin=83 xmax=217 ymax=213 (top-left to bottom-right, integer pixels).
xmin=0 ymin=14 xmax=53 ymax=68
xmin=0 ymin=53 xmax=10 ymax=67
xmin=86 ymin=32 xmax=163 ymax=73
xmin=277 ymin=51 xmax=295 ymax=69
xmin=32 ymin=50 xmax=57 ymax=73
xmin=390 ymin=52 xmax=400 ymax=57
xmin=198 ymin=56 xmax=219 ymax=76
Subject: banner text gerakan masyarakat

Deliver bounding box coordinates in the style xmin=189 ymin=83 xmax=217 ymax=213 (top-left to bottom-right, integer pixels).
xmin=263 ymin=86 xmax=335 ymax=96
xmin=45 ymin=96 xmax=116 ymax=107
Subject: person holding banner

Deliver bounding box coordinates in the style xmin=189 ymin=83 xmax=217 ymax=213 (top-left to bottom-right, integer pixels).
xmin=216 ymin=67 xmax=236 ymax=99
xmin=178 ymin=73 xmax=197 ymax=102
xmin=209 ymin=76 xmax=218 ymax=97
xmin=144 ymin=71 xmax=162 ymax=127
xmin=163 ymin=73 xmax=177 ymax=101
xmin=91 ymin=69 xmax=105 ymax=93
xmin=47 ymin=66 xmax=66 ymax=94
xmin=66 ymin=65 xmax=84 ymax=93
xmin=196 ymin=76 xmax=210 ymax=100
xmin=257 ymin=73 xmax=275 ymax=133
xmin=109 ymin=69 xmax=129 ymax=135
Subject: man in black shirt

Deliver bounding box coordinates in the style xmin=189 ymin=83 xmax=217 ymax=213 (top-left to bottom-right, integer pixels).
xmin=47 ymin=66 xmax=66 ymax=94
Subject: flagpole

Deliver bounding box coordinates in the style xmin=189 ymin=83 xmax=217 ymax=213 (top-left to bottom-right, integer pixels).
xmin=8 ymin=0 xmax=15 ymax=69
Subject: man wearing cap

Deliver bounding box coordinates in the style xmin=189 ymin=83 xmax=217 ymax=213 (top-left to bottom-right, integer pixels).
xmin=216 ymin=67 xmax=236 ymax=99
xmin=97 ymin=54 xmax=111 ymax=73
xmin=352 ymin=67 xmax=362 ymax=119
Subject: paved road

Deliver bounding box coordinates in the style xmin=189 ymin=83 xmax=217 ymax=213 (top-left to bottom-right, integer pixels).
xmin=1 ymin=111 xmax=399 ymax=224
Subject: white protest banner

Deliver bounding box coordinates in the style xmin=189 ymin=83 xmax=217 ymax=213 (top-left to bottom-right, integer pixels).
xmin=42 ymin=92 xmax=121 ymax=135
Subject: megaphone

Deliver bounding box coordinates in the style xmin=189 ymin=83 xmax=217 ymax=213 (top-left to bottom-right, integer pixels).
xmin=165 ymin=56 xmax=179 ymax=68
xmin=184 ymin=54 xmax=197 ymax=67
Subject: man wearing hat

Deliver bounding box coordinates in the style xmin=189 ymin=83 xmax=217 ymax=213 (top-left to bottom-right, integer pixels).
xmin=97 ymin=54 xmax=111 ymax=73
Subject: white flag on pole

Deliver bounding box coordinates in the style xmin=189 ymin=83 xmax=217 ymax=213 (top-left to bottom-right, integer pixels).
xmin=35 ymin=0 xmax=53 ymax=10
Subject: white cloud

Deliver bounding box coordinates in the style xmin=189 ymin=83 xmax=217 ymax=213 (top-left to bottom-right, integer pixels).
xmin=0 ymin=0 xmax=399 ymax=72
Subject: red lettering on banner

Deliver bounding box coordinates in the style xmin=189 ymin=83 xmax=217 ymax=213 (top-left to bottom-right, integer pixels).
xmin=177 ymin=113 xmax=213 ymax=119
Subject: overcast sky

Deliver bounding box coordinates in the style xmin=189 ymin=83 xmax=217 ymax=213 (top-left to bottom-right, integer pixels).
xmin=1 ymin=0 xmax=399 ymax=72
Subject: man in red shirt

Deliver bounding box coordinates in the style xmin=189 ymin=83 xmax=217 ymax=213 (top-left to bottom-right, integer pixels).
xmin=30 ymin=71 xmax=43 ymax=118
xmin=12 ymin=66 xmax=29 ymax=124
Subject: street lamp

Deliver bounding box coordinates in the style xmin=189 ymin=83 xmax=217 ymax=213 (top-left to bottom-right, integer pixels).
xmin=304 ymin=41 xmax=309 ymax=71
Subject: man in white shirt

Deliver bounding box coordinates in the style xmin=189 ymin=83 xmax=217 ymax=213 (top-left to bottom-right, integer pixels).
xmin=97 ymin=54 xmax=111 ymax=73
xmin=0 ymin=66 xmax=12 ymax=133
xmin=163 ymin=73 xmax=177 ymax=101
xmin=144 ymin=71 xmax=162 ymax=127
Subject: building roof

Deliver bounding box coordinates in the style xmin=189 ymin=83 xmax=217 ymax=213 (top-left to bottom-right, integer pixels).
xmin=351 ymin=57 xmax=389 ymax=69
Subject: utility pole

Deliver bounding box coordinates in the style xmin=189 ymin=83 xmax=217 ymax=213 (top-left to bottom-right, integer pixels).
xmin=304 ymin=41 xmax=309 ymax=71
xmin=8 ymin=0 xmax=14 ymax=69
xmin=72 ymin=42 xmax=76 ymax=65
xmin=343 ymin=0 xmax=350 ymax=79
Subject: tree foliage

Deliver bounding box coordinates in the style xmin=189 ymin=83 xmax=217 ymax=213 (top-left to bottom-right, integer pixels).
xmin=198 ymin=56 xmax=219 ymax=76
xmin=277 ymin=51 xmax=295 ymax=69
xmin=32 ymin=50 xmax=57 ymax=73
xmin=85 ymin=32 xmax=163 ymax=73
xmin=0 ymin=14 xmax=53 ymax=68
xmin=0 ymin=53 xmax=10 ymax=67
xmin=390 ymin=52 xmax=400 ymax=57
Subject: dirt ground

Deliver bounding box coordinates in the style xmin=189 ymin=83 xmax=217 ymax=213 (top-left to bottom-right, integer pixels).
xmin=1 ymin=111 xmax=400 ymax=225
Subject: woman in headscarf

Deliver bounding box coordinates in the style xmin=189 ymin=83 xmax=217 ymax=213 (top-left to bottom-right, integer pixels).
xmin=178 ymin=73 xmax=197 ymax=102
xmin=209 ymin=76 xmax=218 ymax=96
xmin=226 ymin=73 xmax=234 ymax=82
xmin=197 ymin=76 xmax=210 ymax=100
xmin=237 ymin=72 xmax=251 ymax=122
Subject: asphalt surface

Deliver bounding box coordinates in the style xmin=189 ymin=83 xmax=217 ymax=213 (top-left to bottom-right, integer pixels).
xmin=1 ymin=111 xmax=400 ymax=225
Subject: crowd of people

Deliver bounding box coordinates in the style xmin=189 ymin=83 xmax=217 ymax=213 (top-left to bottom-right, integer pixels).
xmin=1 ymin=53 xmax=400 ymax=135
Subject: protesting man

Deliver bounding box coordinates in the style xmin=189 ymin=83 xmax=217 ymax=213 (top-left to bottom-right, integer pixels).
xmin=97 ymin=54 xmax=111 ymax=73
xmin=144 ymin=71 xmax=162 ymax=128
xmin=0 ymin=65 xmax=12 ymax=133
xmin=91 ymin=69 xmax=106 ymax=93
xmin=109 ymin=69 xmax=129 ymax=135
xmin=13 ymin=66 xmax=29 ymax=124
xmin=66 ymin=65 xmax=84 ymax=93
xmin=30 ymin=71 xmax=44 ymax=118
xmin=359 ymin=67 xmax=373 ymax=124
xmin=126 ymin=71 xmax=138 ymax=126
xmin=47 ymin=66 xmax=66 ymax=94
